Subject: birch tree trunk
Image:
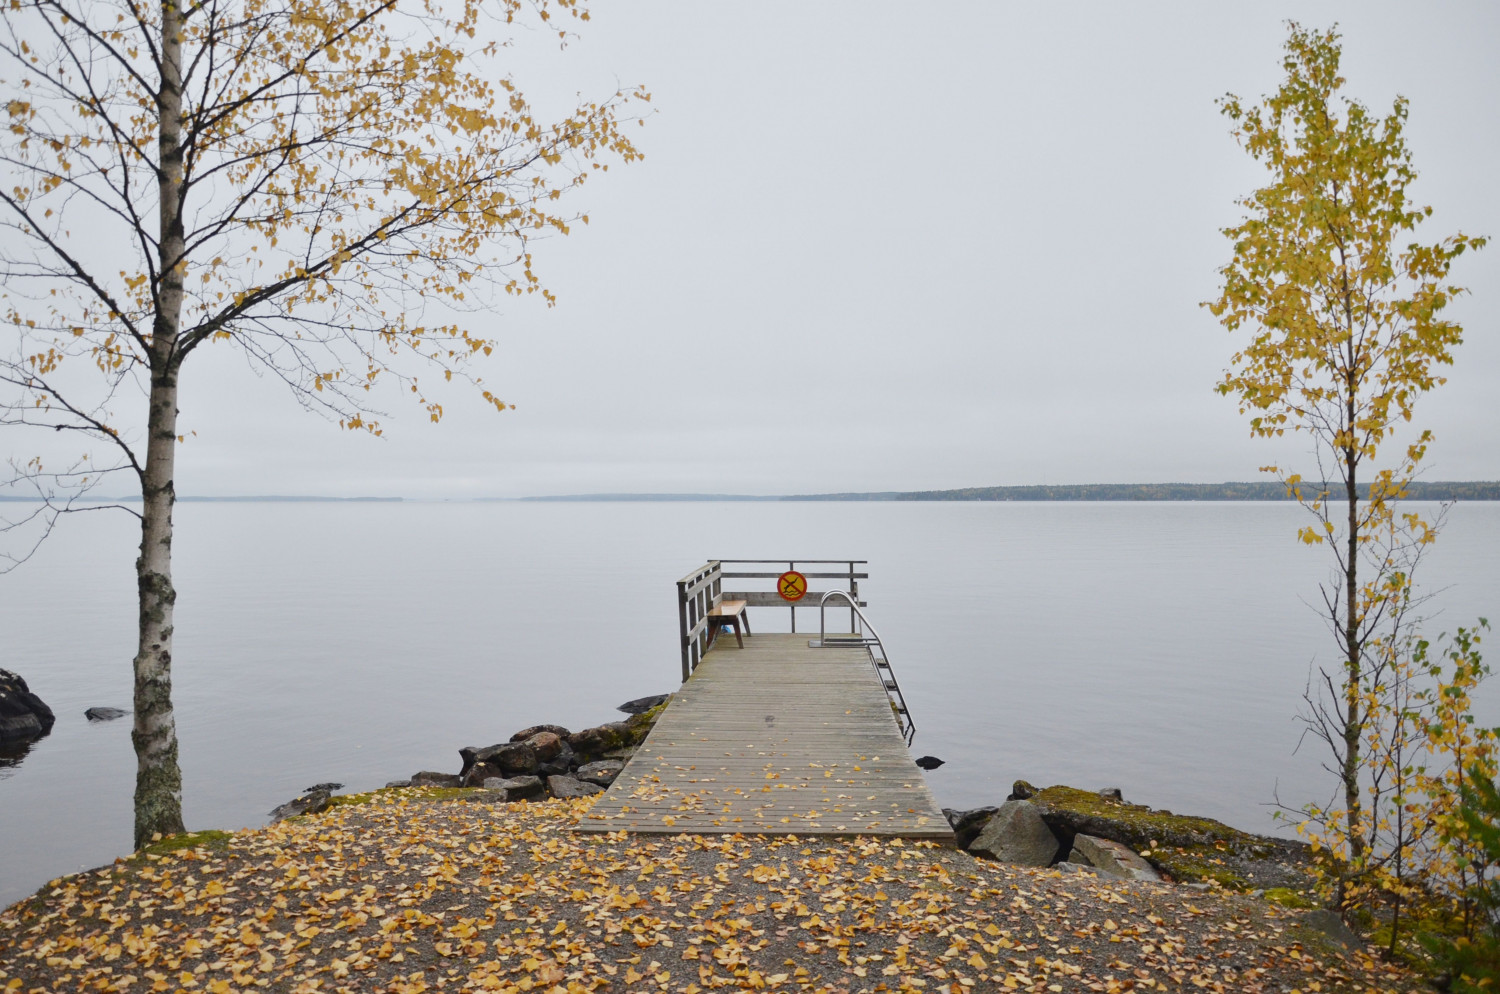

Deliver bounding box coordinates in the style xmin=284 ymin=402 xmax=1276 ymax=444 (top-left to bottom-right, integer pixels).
xmin=132 ymin=0 xmax=188 ymax=849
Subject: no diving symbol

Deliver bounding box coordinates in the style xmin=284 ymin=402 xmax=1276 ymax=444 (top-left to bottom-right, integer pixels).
xmin=777 ymin=570 xmax=808 ymax=602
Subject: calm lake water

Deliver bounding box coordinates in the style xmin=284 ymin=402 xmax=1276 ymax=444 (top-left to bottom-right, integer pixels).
xmin=2 ymin=500 xmax=1498 ymax=906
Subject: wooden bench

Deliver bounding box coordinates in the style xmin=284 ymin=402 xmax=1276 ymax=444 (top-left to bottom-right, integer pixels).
xmin=706 ymin=599 xmax=751 ymax=648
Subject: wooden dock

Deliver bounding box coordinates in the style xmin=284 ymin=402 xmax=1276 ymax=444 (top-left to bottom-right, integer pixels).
xmin=577 ymin=633 xmax=953 ymax=840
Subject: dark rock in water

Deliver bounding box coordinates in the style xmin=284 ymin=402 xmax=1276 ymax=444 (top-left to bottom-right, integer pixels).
xmin=1009 ymin=779 xmax=1038 ymax=801
xmin=616 ymin=693 xmax=669 ymax=715
xmin=481 ymin=775 xmax=545 ymax=801
xmin=547 ymin=775 xmax=603 ymax=799
xmin=968 ymin=800 xmax=1064 ymax=866
xmin=0 ymin=669 xmax=55 ymax=743
xmin=269 ymin=788 xmax=332 ymax=823
xmin=410 ymin=771 xmax=463 ymax=787
xmin=509 ymin=723 xmax=572 ymax=743
xmin=304 ymin=782 xmax=344 ymax=793
xmin=85 ymin=706 xmax=129 ymax=722
xmin=576 ymin=759 xmax=624 ymax=787
xmin=914 ymin=755 xmax=945 ymax=770
xmin=942 ymin=806 xmax=1000 ymax=850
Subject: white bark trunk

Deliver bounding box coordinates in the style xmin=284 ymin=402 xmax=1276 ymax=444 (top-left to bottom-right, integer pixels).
xmin=132 ymin=0 xmax=188 ymax=849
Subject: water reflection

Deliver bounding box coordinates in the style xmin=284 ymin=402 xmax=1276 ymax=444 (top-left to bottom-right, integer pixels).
xmin=0 ymin=732 xmax=46 ymax=775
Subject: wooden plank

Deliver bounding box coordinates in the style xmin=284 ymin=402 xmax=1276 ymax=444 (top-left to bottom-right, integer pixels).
xmin=577 ymin=633 xmax=953 ymax=840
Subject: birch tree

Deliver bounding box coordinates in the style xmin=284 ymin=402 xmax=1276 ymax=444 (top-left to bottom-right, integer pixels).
xmin=0 ymin=0 xmax=644 ymax=847
xmin=1206 ymin=23 xmax=1485 ymax=907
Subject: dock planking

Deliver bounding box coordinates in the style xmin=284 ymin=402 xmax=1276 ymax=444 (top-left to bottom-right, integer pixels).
xmin=577 ymin=633 xmax=953 ymax=840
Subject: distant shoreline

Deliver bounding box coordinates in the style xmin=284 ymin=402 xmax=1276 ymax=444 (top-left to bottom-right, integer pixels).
xmin=6 ymin=481 xmax=1499 ymax=502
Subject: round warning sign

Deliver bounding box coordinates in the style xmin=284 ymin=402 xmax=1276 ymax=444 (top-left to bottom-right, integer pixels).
xmin=777 ymin=570 xmax=808 ymax=602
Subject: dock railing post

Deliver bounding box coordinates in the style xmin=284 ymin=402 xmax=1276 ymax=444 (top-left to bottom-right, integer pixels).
xmin=848 ymin=560 xmax=858 ymax=634
xmin=677 ymin=561 xmax=722 ymax=682
xmin=789 ymin=561 xmax=796 ymax=633
xmin=677 ymin=576 xmax=691 ymax=683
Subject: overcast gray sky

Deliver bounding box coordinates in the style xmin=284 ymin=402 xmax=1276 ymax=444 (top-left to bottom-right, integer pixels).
xmin=91 ymin=3 xmax=1500 ymax=496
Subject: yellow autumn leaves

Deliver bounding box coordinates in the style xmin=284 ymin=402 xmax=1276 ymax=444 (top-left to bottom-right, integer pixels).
xmin=2 ymin=0 xmax=646 ymax=439
xmin=1 ymin=788 xmax=1419 ymax=994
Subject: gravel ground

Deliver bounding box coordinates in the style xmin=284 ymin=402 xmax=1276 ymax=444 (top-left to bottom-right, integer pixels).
xmin=0 ymin=792 xmax=1419 ymax=993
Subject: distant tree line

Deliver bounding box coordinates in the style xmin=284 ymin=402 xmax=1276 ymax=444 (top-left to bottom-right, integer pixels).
xmin=791 ymin=481 xmax=1500 ymax=502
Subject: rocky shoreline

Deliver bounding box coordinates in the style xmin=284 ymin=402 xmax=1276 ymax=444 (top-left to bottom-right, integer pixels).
xmin=945 ymin=782 xmax=1320 ymax=894
xmin=0 ymin=670 xmax=54 ymax=748
xmin=269 ymin=693 xmax=673 ymax=821
xmin=267 ymin=694 xmax=1324 ymax=902
xmin=6 ymin=667 xmax=1325 ymax=908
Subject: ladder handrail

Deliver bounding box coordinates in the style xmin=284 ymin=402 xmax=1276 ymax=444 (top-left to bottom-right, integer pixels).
xmin=817 ymin=590 xmax=916 ymax=745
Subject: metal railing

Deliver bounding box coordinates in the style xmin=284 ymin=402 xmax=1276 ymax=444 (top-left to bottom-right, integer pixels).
xmin=676 ymin=561 xmax=722 ymax=682
xmin=674 ymin=562 xmax=916 ymax=746
xmin=678 ymin=559 xmax=870 ymax=681
xmin=810 ymin=590 xmax=915 ymax=745
xmin=717 ymin=559 xmax=867 ymax=633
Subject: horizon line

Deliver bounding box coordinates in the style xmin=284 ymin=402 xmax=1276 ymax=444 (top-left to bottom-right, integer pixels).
xmin=4 ymin=479 xmax=1500 ymax=503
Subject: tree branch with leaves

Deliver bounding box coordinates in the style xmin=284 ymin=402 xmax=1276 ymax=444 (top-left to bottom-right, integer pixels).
xmin=0 ymin=0 xmax=646 ymax=847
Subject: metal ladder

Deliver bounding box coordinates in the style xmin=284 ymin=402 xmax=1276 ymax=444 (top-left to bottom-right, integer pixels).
xmin=809 ymin=590 xmax=916 ymax=746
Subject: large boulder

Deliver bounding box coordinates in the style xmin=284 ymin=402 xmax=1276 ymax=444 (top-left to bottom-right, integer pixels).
xmin=616 ymin=694 xmax=669 ymax=715
xmin=459 ymin=741 xmax=538 ymax=781
xmin=269 ymin=788 xmax=332 ymax=823
xmin=576 ymin=759 xmax=624 ymax=787
xmin=547 ymin=775 xmax=603 ymax=799
xmin=968 ymin=800 xmax=1063 ymax=866
xmin=569 ymin=699 xmax=670 ymax=761
xmin=1070 ymin=834 xmax=1161 ymax=881
xmin=461 ymin=762 xmax=502 ymax=787
xmin=535 ymin=740 xmax=576 ymax=778
xmin=0 ymin=670 xmax=54 ymax=743
xmin=943 ymin=806 xmax=1000 ymax=851
xmin=567 ymin=722 xmax=631 ymax=760
xmin=481 ymin=775 xmax=545 ymax=801
xmin=525 ymin=731 xmax=564 ymax=762
xmin=510 ymin=723 xmax=572 ymax=743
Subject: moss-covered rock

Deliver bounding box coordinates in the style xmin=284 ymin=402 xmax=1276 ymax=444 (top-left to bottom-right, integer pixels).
xmin=1027 ymin=785 xmax=1316 ymax=892
xmin=136 ymin=829 xmax=233 ymax=859
xmin=1263 ymin=887 xmax=1315 ymax=909
xmin=623 ymin=699 xmax=669 ymax=743
xmin=569 ymin=697 xmax=670 ymax=762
